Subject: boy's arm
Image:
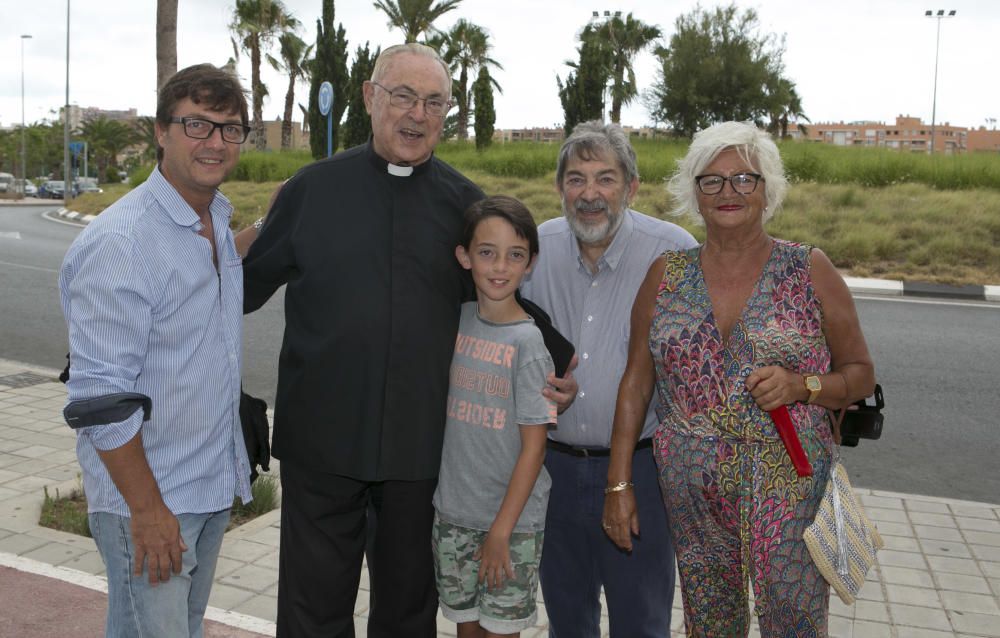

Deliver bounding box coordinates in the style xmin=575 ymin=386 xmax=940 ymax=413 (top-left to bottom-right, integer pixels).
xmin=476 ymin=423 xmax=548 ymax=589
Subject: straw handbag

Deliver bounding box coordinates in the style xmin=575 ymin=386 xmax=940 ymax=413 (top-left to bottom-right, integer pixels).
xmin=803 ymin=410 xmax=884 ymax=605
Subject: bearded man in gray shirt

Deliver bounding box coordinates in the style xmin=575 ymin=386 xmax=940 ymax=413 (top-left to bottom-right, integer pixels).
xmin=520 ymin=121 xmax=697 ymax=637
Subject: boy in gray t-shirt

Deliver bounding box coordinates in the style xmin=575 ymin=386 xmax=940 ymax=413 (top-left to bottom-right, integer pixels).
xmin=432 ymin=196 xmax=557 ymax=637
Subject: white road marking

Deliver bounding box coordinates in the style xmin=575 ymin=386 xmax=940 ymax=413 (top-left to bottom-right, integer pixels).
xmin=0 ymin=231 xmax=21 ymax=239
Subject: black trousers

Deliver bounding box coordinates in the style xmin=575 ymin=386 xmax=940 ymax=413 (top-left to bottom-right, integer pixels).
xmin=276 ymin=463 xmax=438 ymax=638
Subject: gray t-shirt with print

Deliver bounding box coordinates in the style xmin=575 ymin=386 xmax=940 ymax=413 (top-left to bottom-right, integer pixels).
xmin=433 ymin=302 xmax=557 ymax=533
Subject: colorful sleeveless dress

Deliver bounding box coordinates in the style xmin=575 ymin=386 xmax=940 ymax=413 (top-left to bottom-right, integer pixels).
xmin=650 ymin=240 xmax=834 ymax=637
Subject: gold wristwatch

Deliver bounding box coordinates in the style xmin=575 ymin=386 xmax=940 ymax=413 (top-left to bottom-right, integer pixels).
xmin=804 ymin=375 xmax=822 ymax=404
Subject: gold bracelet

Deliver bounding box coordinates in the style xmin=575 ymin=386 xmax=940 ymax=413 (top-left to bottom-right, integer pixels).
xmin=604 ymin=481 xmax=634 ymax=494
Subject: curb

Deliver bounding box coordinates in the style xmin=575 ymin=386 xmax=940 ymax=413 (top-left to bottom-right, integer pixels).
xmin=52 ymin=209 xmax=999 ymax=302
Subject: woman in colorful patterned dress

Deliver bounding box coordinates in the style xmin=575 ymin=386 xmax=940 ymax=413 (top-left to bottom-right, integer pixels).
xmin=601 ymin=121 xmax=875 ymax=636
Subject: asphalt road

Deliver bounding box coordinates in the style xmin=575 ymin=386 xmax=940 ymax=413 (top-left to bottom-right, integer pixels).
xmin=2 ymin=203 xmax=998 ymax=503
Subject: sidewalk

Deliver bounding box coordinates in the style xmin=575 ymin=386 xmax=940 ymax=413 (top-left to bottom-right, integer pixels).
xmin=1 ymin=356 xmax=999 ymax=637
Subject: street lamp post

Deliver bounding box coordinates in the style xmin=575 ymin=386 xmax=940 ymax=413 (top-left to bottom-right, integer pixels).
xmin=20 ymin=35 xmax=32 ymax=199
xmin=925 ymin=9 xmax=956 ymax=155
xmin=64 ymin=0 xmax=72 ymax=202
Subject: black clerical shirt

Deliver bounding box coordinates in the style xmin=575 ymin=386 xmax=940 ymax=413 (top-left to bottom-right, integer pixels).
xmin=244 ymin=142 xmax=484 ymax=481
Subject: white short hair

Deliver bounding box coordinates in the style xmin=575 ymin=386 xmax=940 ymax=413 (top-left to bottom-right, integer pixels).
xmin=666 ymin=121 xmax=788 ymax=224
xmin=371 ymin=43 xmax=452 ymax=95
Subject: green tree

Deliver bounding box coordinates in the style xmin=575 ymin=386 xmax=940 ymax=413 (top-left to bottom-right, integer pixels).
xmin=650 ymin=3 xmax=786 ymax=138
xmin=78 ymin=117 xmax=137 ymax=181
xmin=587 ymin=13 xmax=660 ymax=123
xmin=307 ymin=0 xmax=350 ymax=159
xmin=765 ymin=75 xmax=809 ymax=139
xmin=341 ymin=43 xmax=380 ymax=149
xmin=471 ymin=67 xmax=495 ymax=151
xmin=440 ymin=19 xmax=503 ymax=141
xmin=230 ymin=0 xmax=300 ymax=151
xmin=132 ymin=116 xmax=159 ymax=162
xmin=558 ymin=25 xmax=611 ymax=135
xmin=372 ymin=0 xmax=463 ymax=43
xmin=156 ymin=0 xmax=178 ymax=91
xmin=271 ymin=32 xmax=313 ymax=150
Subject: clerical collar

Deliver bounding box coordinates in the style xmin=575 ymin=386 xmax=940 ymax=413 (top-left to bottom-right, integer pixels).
xmin=387 ymin=163 xmax=414 ymax=177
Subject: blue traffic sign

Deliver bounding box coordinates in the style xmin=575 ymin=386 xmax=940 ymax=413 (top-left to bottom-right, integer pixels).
xmin=318 ymin=82 xmax=334 ymax=117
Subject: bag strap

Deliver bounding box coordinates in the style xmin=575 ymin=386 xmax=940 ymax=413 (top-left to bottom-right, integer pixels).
xmin=830 ymin=406 xmax=846 ymax=447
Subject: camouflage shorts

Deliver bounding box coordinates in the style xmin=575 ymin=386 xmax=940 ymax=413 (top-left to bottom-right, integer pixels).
xmin=432 ymin=516 xmax=543 ymax=634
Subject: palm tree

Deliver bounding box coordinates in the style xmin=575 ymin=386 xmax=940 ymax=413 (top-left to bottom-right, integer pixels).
xmin=270 ymin=32 xmax=313 ymax=150
xmin=372 ymin=0 xmax=463 ymax=43
xmin=156 ymin=0 xmax=178 ymax=91
xmin=440 ymin=20 xmax=502 ymax=141
xmin=586 ymin=13 xmax=661 ymax=123
xmin=132 ymin=116 xmax=159 ymax=162
xmin=230 ymin=0 xmax=300 ymax=151
xmin=766 ymin=76 xmax=809 ymax=139
xmin=79 ymin=117 xmax=137 ymax=180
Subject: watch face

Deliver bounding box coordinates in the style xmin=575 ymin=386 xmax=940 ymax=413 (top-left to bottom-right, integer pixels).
xmin=806 ymin=376 xmax=822 ymax=391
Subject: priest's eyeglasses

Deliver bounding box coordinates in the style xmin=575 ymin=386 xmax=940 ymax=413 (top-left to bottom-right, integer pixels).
xmin=695 ymin=173 xmax=764 ymax=195
xmin=370 ymin=81 xmax=453 ymax=117
xmin=169 ymin=117 xmax=251 ymax=144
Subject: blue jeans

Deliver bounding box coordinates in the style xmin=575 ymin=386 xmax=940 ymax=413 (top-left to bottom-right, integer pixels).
xmin=89 ymin=509 xmax=230 ymax=638
xmin=540 ymin=445 xmax=675 ymax=637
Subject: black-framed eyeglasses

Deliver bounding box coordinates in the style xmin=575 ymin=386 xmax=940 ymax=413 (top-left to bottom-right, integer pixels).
xmin=169 ymin=117 xmax=250 ymax=144
xmin=695 ymin=172 xmax=764 ymax=195
xmin=370 ymin=81 xmax=453 ymax=117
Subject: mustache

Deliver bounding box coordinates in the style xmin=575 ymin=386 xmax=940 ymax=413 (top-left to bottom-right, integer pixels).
xmin=574 ymin=199 xmax=609 ymax=213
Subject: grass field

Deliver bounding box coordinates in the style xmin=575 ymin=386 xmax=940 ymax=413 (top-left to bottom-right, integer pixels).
xmin=70 ymin=142 xmax=1000 ymax=286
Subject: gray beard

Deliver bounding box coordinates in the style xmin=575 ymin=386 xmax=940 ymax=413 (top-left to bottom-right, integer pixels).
xmin=562 ymin=196 xmax=629 ymax=245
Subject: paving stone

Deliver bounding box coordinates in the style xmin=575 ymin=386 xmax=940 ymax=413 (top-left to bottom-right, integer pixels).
xmin=232 ymin=594 xmax=277 ymax=623
xmin=920 ymin=538 xmax=974 ymax=559
xmin=867 ymin=507 xmax=911 ymax=524
xmin=861 ymin=494 xmax=905 ymax=510
xmin=895 ymin=629 xmax=958 ymax=638
xmin=878 ymin=549 xmax=929 ymax=570
xmin=957 ymin=517 xmax=1000 ymax=533
xmin=906 ymin=500 xmax=952 ymax=514
xmin=914 ymin=524 xmax=966 ymax=542
xmin=909 ymin=512 xmax=959 ymax=528
xmin=935 ymin=572 xmax=993 ymax=595
xmin=854 ymin=599 xmax=889 ymax=622
xmin=981 ymin=561 xmax=1000 ymax=578
xmin=928 ymin=555 xmax=983 ymax=576
xmin=881 ymin=534 xmax=921 ymax=552
xmin=60 ymin=551 xmax=107 ymax=575
xmin=880 ymin=566 xmax=936 ymax=588
xmin=851 ymin=620 xmax=892 ymax=637
xmin=965 ymin=530 xmax=1000 ymax=547
xmin=218 ymin=538 xmax=273 ymax=564
xmin=887 ymin=603 xmax=952 ymax=630
xmin=0 ymin=533 xmax=48 ymax=555
xmin=828 ymin=596 xmax=855 ymax=618
xmin=886 ymin=582 xmax=943 ymax=608
xmin=970 ymin=544 xmax=1000 ymax=562
xmin=826 ymin=614 xmax=852 ymax=637
xmin=951 ymin=504 xmax=999 ymax=520
xmin=218 ymin=564 xmax=278 ymax=593
xmin=872 ymin=520 xmax=913 ymax=537
xmin=207 ymin=582 xmax=255 ymax=611
xmin=21 ymin=540 xmax=90 ymax=565
xmin=939 ymin=590 xmax=1000 ymax=614
xmin=949 ymin=610 xmax=1000 ymax=636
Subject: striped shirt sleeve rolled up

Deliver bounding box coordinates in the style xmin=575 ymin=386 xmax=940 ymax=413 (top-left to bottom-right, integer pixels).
xmin=59 ymin=166 xmax=252 ymax=517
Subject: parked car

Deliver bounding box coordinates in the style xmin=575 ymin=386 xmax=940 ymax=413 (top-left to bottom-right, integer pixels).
xmin=39 ymin=180 xmax=73 ymax=199
xmin=0 ymin=172 xmax=14 ymax=193
xmin=12 ymin=179 xmax=38 ymax=197
xmin=75 ymin=178 xmax=103 ymax=194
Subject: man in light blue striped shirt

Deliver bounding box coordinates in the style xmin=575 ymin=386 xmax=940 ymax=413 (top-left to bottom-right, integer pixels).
xmin=59 ymin=64 xmax=253 ymax=638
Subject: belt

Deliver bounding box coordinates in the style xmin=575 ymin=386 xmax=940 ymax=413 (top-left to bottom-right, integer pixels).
xmin=546 ymin=438 xmax=653 ymax=458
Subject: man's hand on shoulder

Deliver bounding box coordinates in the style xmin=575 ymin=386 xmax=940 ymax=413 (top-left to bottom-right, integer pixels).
xmin=543 ymin=354 xmax=579 ymax=414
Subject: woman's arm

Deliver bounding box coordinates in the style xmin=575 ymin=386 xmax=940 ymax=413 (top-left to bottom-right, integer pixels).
xmin=746 ymin=248 xmax=875 ymax=410
xmin=602 ymin=256 xmax=663 ymax=552
xmin=477 ymin=423 xmax=548 ymax=589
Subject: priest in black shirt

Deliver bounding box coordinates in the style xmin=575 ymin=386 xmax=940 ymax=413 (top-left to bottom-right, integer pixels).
xmin=243 ymin=44 xmax=485 ymax=637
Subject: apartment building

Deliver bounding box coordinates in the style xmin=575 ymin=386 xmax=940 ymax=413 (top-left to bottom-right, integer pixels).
xmin=802 ymin=115 xmax=967 ymax=154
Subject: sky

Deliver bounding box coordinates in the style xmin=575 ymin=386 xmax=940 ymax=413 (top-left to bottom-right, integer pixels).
xmin=1 ymin=0 xmax=997 ymax=133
